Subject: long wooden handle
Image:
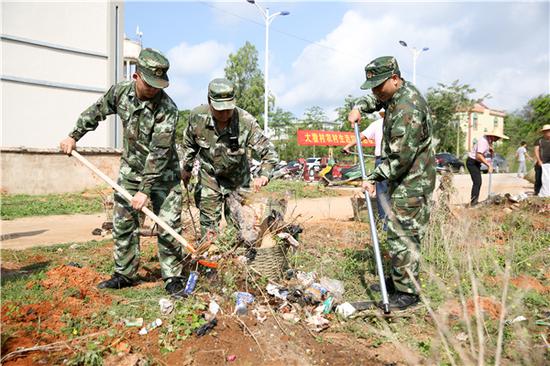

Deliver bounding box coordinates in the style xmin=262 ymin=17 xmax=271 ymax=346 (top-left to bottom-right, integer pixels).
xmin=70 ymin=150 xmax=196 ymax=254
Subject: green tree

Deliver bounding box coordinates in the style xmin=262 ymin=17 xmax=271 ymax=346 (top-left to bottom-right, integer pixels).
xmin=334 ymin=94 xmax=357 ymax=130
xmin=302 ymin=106 xmax=329 ymax=130
xmin=300 ymin=106 xmax=332 ymax=157
xmin=176 ymin=109 xmax=191 ymax=142
xmin=501 ymin=94 xmax=550 ymax=159
xmin=426 ymin=80 xmax=483 ymax=155
xmin=270 ymin=108 xmax=300 ymax=161
xmin=270 ymin=107 xmax=294 ymax=141
xmin=224 ymin=41 xmax=267 ymax=124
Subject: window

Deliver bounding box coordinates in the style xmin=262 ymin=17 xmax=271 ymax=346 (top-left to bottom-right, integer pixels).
xmin=494 ymin=117 xmax=499 ymax=128
xmin=472 ymin=113 xmax=478 ymax=130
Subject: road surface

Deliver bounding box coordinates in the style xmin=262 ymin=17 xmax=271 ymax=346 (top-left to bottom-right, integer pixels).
xmin=0 ymin=174 xmax=534 ymax=250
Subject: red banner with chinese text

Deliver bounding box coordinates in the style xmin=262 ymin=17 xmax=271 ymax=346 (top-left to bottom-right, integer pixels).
xmin=297 ymin=130 xmax=375 ymax=147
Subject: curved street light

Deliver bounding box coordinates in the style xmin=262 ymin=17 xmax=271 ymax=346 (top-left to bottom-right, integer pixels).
xmin=398 ymin=40 xmax=429 ymax=85
xmin=246 ymin=0 xmax=290 ymax=136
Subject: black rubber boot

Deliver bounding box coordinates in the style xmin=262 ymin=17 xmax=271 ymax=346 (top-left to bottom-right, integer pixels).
xmin=369 ymin=277 xmax=396 ymax=294
xmin=97 ymin=273 xmax=134 ymax=289
xmin=165 ymin=277 xmax=186 ymax=299
xmin=380 ymin=292 xmax=420 ymax=311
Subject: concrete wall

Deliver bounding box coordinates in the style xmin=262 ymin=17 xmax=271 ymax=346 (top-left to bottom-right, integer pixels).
xmin=1 ymin=147 xmax=121 ymax=194
xmin=1 ymin=1 xmax=124 ymax=149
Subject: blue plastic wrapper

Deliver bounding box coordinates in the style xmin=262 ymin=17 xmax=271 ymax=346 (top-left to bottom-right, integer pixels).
xmin=184 ymin=271 xmax=199 ymax=295
xmin=234 ymin=292 xmax=255 ymax=315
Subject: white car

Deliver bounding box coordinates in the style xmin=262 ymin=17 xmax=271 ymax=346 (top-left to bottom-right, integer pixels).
xmin=306 ymin=157 xmax=321 ymax=169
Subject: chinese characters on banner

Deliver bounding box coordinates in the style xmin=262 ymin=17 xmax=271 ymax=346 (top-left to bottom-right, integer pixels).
xmin=297 ymin=130 xmax=375 ymax=147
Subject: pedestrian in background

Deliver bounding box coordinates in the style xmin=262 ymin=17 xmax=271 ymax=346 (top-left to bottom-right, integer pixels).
xmin=466 ymin=132 xmax=509 ymax=206
xmin=515 ymin=141 xmax=531 ymax=178
xmin=534 ymin=124 xmax=550 ymax=197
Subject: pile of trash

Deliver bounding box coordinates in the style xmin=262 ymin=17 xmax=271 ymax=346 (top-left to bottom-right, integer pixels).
xmin=248 ymin=270 xmax=376 ymax=332
xmin=482 ymin=192 xmax=529 ymax=212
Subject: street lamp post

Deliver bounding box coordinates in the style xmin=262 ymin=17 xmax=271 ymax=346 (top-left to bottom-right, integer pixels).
xmin=246 ymin=0 xmax=289 ymax=136
xmin=398 ymin=40 xmax=429 ymax=85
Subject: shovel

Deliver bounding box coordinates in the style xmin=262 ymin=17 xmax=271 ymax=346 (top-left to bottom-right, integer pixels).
xmin=70 ymin=150 xmax=196 ymax=255
xmin=352 ymin=122 xmax=391 ymax=314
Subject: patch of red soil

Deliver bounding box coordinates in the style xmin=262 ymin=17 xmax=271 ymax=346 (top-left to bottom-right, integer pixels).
xmin=510 ymin=275 xmax=547 ymax=293
xmin=2 ymin=265 xmax=114 ymax=364
xmin=0 ymin=261 xmax=21 ymax=275
xmin=152 ymin=315 xmax=389 ymax=366
xmin=441 ymin=296 xmax=502 ymax=320
xmin=40 ymin=265 xmax=112 ymax=305
xmin=531 ymin=215 xmax=548 ymax=230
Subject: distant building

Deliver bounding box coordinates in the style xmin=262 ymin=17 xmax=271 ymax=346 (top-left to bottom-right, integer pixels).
xmin=457 ymin=102 xmax=506 ymax=152
xmin=123 ymin=37 xmax=141 ymax=81
xmin=1 ymin=1 xmax=124 ymax=149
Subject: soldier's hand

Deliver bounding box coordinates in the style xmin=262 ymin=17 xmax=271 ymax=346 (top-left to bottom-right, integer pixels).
xmin=253 ymin=176 xmax=269 ymax=192
xmin=181 ymin=170 xmax=192 ymax=188
xmin=488 ymin=165 xmax=494 ymax=174
xmin=348 ymin=109 xmax=361 ymax=127
xmin=342 ymin=146 xmax=351 ymax=155
xmin=362 ymin=181 xmax=376 ymax=197
xmin=131 ymin=192 xmax=149 ymax=211
xmin=60 ymin=137 xmax=76 ymax=155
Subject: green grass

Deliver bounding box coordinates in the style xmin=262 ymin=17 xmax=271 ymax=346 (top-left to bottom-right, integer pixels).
xmin=262 ymin=180 xmax=341 ymax=199
xmin=288 ymin=197 xmax=550 ymax=364
xmin=1 ymin=192 xmax=105 ymax=220
xmin=1 ymin=197 xmax=548 ymax=365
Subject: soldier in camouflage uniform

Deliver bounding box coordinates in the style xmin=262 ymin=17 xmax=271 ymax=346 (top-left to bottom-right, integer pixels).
xmin=60 ymin=48 xmax=187 ymax=297
xmin=180 ymin=78 xmax=279 ymax=236
xmin=348 ymin=56 xmax=435 ymax=310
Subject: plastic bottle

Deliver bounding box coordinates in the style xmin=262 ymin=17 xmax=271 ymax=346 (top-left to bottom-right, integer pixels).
xmin=138 ymin=318 xmax=162 ymax=335
xmin=184 ymin=271 xmax=199 ymax=295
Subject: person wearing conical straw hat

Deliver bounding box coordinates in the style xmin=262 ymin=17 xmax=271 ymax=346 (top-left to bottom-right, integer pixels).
xmin=466 ymin=130 xmax=509 ymax=206
xmin=534 ymin=124 xmax=550 ymax=197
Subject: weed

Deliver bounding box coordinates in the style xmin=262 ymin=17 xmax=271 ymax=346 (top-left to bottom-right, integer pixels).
xmin=67 ymin=341 xmax=104 ymax=366
xmin=61 ymin=313 xmax=83 ymax=337
xmin=417 ymin=340 xmax=431 ymax=356
xmin=158 ymin=297 xmax=207 ymax=353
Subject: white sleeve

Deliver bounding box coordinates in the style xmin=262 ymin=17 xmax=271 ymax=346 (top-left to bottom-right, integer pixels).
xmin=361 ymin=124 xmax=375 ymax=140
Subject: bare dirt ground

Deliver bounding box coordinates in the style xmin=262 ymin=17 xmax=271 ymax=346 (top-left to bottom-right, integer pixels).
xmin=1 ymin=178 xmax=548 ymax=366
xmin=0 ymin=173 xmax=533 ymax=250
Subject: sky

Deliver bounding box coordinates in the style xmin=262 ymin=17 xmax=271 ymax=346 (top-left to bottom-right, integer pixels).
xmin=125 ymin=1 xmax=550 ymax=120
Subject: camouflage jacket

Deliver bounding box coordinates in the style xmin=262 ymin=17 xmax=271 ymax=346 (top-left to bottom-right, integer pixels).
xmin=355 ymin=81 xmax=435 ymax=199
xmin=69 ymin=81 xmax=181 ymax=195
xmin=181 ymin=105 xmax=279 ymax=193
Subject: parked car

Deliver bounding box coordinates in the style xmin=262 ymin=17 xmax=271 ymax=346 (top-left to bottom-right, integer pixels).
xmin=435 ymin=153 xmax=465 ymax=173
xmin=480 ymin=153 xmax=508 ymax=173
xmin=286 ymin=160 xmax=302 ymax=174
xmin=305 ymin=157 xmax=322 ymax=169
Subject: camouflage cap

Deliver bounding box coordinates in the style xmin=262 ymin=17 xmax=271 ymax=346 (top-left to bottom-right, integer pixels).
xmin=137 ymin=48 xmax=169 ymax=89
xmin=208 ymin=78 xmax=236 ymax=111
xmin=360 ymin=56 xmax=400 ymax=90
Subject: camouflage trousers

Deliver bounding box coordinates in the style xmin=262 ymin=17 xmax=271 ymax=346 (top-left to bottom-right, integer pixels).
xmin=112 ymin=179 xmax=184 ymax=283
xmin=385 ymin=194 xmax=430 ymax=295
xmin=194 ymin=183 xmax=240 ymax=236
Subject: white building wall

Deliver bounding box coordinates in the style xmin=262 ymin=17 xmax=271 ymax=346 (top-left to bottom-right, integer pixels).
xmin=0 ymin=1 xmax=124 ymax=149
